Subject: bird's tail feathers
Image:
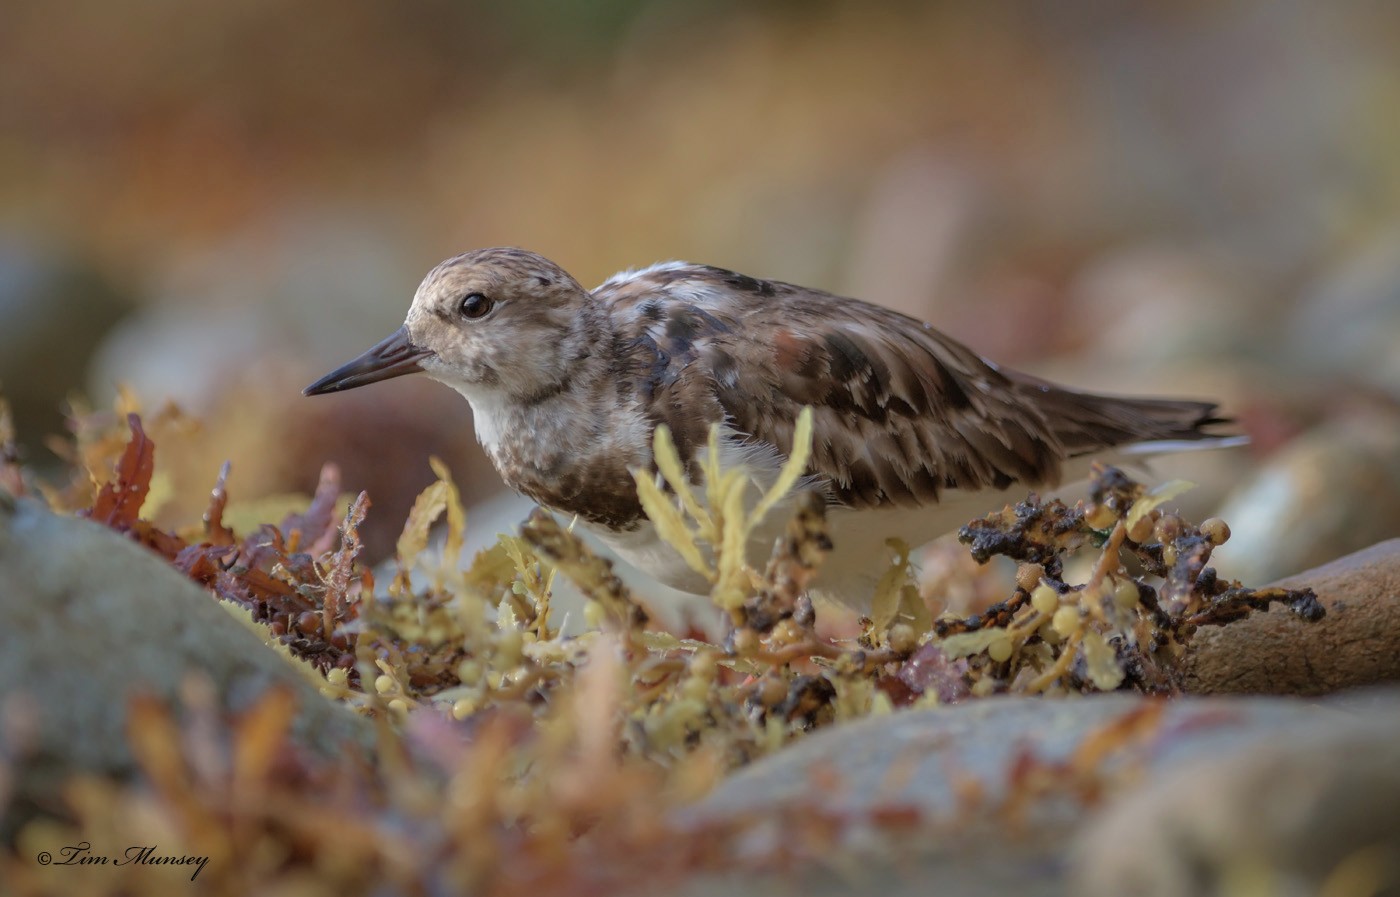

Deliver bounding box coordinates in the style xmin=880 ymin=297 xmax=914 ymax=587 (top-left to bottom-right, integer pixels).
xmin=1016 ymin=380 xmax=1242 ymax=457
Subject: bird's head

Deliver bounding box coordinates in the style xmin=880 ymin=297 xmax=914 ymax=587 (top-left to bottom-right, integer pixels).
xmin=304 ymin=248 xmax=596 ymax=404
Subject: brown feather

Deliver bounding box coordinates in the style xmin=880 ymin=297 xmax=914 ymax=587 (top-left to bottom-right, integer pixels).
xmin=599 ymin=263 xmax=1227 ymax=511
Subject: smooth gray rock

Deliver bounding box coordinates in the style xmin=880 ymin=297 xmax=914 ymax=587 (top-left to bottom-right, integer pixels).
xmin=1072 ymin=693 xmax=1400 ymax=897
xmin=682 ymin=694 xmax=1361 ymax=897
xmin=698 ymin=695 xmax=1340 ymax=820
xmin=0 ymin=496 xmax=374 ymax=837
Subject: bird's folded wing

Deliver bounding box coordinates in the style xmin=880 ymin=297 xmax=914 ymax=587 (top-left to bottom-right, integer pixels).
xmin=606 ymin=269 xmax=1067 ymax=509
xmin=604 ymin=267 xmax=1226 ymax=512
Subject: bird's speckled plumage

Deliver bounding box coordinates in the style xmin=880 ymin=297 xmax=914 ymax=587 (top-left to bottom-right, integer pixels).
xmin=307 ymin=247 xmax=1232 ymax=607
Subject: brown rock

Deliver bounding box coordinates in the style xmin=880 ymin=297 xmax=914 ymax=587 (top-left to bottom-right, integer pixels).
xmin=1182 ymin=539 xmax=1400 ymax=695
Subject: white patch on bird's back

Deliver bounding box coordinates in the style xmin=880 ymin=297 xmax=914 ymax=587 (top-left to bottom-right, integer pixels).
xmin=672 ymin=277 xmax=733 ymax=306
xmin=594 ymin=260 xmax=695 ymax=292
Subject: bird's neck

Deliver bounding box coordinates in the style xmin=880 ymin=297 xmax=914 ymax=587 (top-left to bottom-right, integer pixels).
xmin=459 ymin=322 xmax=651 ymax=531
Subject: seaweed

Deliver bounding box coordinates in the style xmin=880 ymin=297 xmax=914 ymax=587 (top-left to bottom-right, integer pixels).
xmin=0 ymin=392 xmax=1327 ymax=895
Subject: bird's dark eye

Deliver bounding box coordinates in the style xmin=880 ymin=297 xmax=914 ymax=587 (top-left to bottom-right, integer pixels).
xmin=458 ymin=292 xmax=494 ymax=320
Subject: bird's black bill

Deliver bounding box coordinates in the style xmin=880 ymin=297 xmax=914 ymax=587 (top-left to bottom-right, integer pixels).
xmin=303 ymin=326 xmax=434 ymax=396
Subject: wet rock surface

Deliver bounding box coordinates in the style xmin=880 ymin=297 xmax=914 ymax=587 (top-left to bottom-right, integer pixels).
xmin=0 ymin=496 xmax=374 ymax=838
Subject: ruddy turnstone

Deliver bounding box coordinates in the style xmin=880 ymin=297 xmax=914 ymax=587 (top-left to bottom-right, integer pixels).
xmin=305 ymin=248 xmax=1234 ymax=608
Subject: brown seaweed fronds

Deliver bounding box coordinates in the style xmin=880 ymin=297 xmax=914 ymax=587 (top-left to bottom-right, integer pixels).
xmin=66 ymin=413 xmax=372 ymax=677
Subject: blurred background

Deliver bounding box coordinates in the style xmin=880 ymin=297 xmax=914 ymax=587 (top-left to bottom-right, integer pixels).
xmin=2 ymin=0 xmax=1398 ymax=589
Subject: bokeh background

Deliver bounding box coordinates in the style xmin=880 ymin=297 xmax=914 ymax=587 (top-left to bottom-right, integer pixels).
xmin=3 ymin=1 xmax=1399 ymax=586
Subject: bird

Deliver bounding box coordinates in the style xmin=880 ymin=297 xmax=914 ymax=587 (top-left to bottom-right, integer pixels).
xmin=304 ymin=247 xmax=1235 ymax=609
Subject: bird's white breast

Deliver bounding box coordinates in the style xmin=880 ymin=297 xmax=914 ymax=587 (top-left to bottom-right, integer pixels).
xmin=465 ymin=390 xmax=512 ymax=455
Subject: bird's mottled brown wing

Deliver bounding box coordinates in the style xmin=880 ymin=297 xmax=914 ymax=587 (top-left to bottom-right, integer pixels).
xmin=598 ymin=264 xmax=1222 ymax=510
